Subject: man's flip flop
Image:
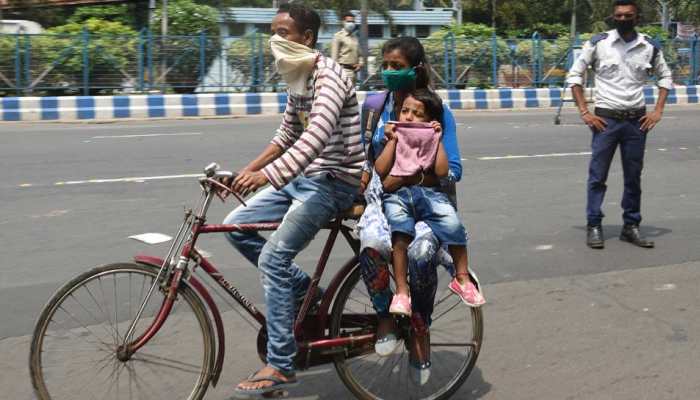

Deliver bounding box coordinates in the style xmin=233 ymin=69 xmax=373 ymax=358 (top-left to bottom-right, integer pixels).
xmin=232 ymin=370 xmax=299 ymax=398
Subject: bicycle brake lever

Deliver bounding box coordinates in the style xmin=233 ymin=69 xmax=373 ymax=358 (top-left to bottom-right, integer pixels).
xmin=207 ymin=178 xmax=248 ymax=207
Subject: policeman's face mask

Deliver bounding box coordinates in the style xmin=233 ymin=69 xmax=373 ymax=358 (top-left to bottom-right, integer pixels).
xmin=609 ymin=9 xmax=639 ymax=35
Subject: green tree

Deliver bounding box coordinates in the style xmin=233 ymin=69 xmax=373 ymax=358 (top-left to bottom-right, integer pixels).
xmin=151 ymin=0 xmax=220 ymax=36
xmin=29 ymin=18 xmax=138 ymax=94
xmin=151 ymin=0 xmax=221 ymax=93
xmin=66 ymin=4 xmax=138 ymax=28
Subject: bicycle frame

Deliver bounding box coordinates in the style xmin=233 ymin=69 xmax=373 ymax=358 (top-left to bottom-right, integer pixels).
xmin=122 ymin=171 xmax=376 ymax=387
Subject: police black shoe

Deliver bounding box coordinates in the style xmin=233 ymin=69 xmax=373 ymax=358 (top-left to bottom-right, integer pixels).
xmin=620 ymin=224 xmax=655 ymax=248
xmin=587 ymin=225 xmax=604 ymax=249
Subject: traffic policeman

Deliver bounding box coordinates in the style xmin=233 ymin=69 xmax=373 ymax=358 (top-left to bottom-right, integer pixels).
xmin=566 ymin=0 xmax=672 ymax=249
xmin=331 ymin=12 xmax=362 ymax=84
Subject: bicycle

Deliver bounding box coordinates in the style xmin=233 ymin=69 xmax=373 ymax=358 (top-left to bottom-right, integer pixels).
xmin=29 ymin=163 xmax=484 ymax=400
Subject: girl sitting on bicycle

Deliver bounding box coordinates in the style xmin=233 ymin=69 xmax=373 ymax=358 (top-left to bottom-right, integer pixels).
xmin=374 ymin=88 xmax=486 ymax=315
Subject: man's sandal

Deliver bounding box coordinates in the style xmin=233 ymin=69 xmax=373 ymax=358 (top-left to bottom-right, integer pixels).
xmin=232 ymin=369 xmax=299 ymax=398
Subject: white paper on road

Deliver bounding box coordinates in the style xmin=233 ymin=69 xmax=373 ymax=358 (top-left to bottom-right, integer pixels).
xmin=129 ymin=233 xmax=173 ymax=244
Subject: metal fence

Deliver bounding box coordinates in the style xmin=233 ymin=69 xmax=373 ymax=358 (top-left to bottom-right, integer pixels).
xmin=1 ymin=29 xmax=699 ymax=96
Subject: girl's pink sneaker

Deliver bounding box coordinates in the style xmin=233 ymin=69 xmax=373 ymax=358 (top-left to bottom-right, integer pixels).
xmin=389 ymin=293 xmax=412 ymax=316
xmin=448 ymin=277 xmax=485 ymax=307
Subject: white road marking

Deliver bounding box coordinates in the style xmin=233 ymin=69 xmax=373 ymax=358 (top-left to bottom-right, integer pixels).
xmin=16 ymin=146 xmax=689 ymax=189
xmin=31 ymin=210 xmax=70 ymax=219
xmin=654 ymin=283 xmax=677 ymax=291
xmin=535 ymin=244 xmax=554 ymax=251
xmin=129 ymin=233 xmax=173 ymax=244
xmin=91 ymin=132 xmax=202 ymax=139
xmin=54 ymin=173 xmax=203 ymax=186
xmin=464 ymin=151 xmax=592 ymax=161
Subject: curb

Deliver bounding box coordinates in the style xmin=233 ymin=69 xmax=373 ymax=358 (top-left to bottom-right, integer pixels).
xmin=1 ymin=86 xmax=697 ymax=122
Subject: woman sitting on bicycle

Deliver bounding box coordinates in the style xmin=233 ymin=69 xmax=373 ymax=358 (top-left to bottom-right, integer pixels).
xmin=357 ymin=37 xmax=480 ymax=386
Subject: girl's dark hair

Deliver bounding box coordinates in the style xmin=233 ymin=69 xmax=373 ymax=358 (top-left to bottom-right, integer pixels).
xmin=277 ymin=3 xmax=322 ymax=47
xmin=407 ymin=88 xmax=443 ymax=123
xmin=381 ymin=37 xmax=431 ymax=89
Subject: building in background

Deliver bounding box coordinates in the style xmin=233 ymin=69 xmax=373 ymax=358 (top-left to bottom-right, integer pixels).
xmin=0 ymin=19 xmax=42 ymax=33
xmin=220 ymin=8 xmax=454 ymax=45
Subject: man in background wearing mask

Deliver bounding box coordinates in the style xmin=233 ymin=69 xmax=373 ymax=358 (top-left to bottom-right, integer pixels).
xmin=566 ymin=0 xmax=672 ymax=250
xmin=223 ymin=3 xmax=363 ymax=396
xmin=331 ymin=12 xmax=362 ymax=84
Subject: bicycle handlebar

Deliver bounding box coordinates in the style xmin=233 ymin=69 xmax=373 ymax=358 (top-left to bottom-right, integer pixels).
xmin=200 ymin=163 xmax=247 ymax=207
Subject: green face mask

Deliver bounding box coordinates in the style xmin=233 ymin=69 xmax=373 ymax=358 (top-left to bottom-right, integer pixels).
xmin=381 ymin=68 xmax=417 ymax=91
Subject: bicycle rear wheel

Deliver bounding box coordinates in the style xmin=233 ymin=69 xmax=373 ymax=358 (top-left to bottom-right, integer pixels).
xmin=330 ymin=265 xmax=483 ymax=400
xmin=29 ymin=262 xmax=215 ymax=400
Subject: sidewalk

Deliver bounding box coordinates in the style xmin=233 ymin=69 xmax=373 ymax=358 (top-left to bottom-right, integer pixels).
xmin=4 ymin=261 xmax=699 ymax=399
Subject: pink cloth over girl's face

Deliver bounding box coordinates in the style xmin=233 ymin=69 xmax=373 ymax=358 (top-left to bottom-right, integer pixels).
xmin=389 ymin=121 xmax=440 ymax=177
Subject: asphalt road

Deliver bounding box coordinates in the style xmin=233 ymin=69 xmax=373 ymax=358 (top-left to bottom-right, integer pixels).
xmin=1 ymin=106 xmax=700 ymax=399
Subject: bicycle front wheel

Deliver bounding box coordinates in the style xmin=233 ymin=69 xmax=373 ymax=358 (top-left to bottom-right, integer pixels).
xmin=29 ymin=262 xmax=215 ymax=400
xmin=330 ymin=265 xmax=483 ymax=400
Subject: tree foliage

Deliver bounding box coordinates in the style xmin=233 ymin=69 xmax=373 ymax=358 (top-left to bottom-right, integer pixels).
xmin=151 ymin=0 xmax=220 ymax=36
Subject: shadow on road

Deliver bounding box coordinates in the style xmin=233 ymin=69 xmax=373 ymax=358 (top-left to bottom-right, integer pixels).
xmin=573 ymin=224 xmax=672 ymax=239
xmin=282 ymin=350 xmax=492 ymax=399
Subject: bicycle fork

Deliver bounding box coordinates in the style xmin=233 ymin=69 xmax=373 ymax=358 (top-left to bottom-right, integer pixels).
xmin=118 ymin=190 xmax=214 ymax=360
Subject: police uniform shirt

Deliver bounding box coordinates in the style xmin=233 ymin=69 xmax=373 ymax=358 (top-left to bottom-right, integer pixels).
xmin=331 ymin=29 xmax=360 ymax=67
xmin=566 ymin=29 xmax=673 ymax=111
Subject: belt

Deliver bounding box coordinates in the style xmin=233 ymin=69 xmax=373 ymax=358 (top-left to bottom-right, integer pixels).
xmin=594 ymin=107 xmax=646 ymax=121
xmin=340 ymin=63 xmax=355 ymax=69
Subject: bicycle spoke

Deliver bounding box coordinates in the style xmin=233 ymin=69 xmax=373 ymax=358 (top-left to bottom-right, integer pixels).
xmin=114 ymin=274 xmax=121 ymax=342
xmin=83 ymin=285 xmax=117 ymax=341
xmin=132 ymin=352 xmax=202 ymax=374
xmin=431 ymin=342 xmax=476 ymax=348
xmin=135 ymin=351 xmax=187 ymax=396
xmin=68 ymin=293 xmax=118 ymax=344
xmin=431 ymin=300 xmax=461 ymax=322
xmin=100 ymin=358 xmax=125 ymax=399
xmin=32 ymin=265 xmax=211 ymax=400
xmin=43 ymin=327 xmax=111 ymax=355
xmin=331 ymin=267 xmax=482 ymax=400
xmin=97 ymin=277 xmax=119 ymax=343
xmin=67 ymin=350 xmax=119 ymax=400
xmin=56 ymin=305 xmax=114 ymax=352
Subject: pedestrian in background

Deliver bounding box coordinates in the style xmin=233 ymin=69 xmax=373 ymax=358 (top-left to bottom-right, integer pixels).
xmin=566 ymin=0 xmax=672 ymax=250
xmin=331 ymin=11 xmax=362 ymax=84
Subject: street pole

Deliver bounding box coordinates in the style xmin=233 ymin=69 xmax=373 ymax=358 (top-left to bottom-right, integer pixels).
xmin=360 ymin=0 xmax=368 ymax=87
xmin=161 ymin=0 xmax=168 ymax=91
xmin=161 ymin=0 xmax=168 ymax=37
xmin=148 ymin=0 xmax=156 ymax=30
xmin=571 ymin=0 xmax=577 ymax=39
xmin=659 ymin=1 xmax=670 ymax=32
xmin=491 ymin=0 xmax=496 ymax=30
xmin=452 ymin=0 xmax=462 ymax=25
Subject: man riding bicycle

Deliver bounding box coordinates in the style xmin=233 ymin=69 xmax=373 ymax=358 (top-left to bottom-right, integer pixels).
xmin=221 ymin=3 xmax=363 ymax=397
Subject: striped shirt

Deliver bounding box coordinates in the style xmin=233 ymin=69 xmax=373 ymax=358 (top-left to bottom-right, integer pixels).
xmin=262 ymin=55 xmax=364 ymax=189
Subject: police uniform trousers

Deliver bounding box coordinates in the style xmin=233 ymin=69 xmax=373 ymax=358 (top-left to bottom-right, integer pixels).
xmin=587 ymin=116 xmax=647 ymax=226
